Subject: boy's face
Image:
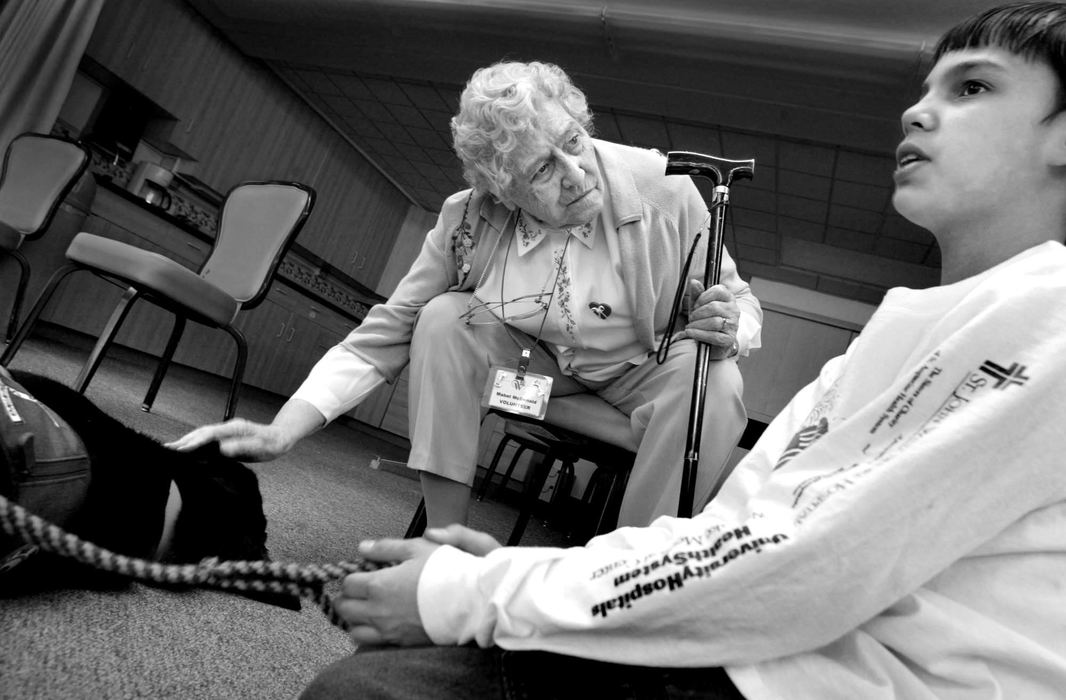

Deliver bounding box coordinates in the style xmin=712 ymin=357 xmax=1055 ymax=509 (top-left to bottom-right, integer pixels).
xmin=892 ymin=46 xmax=1065 ymax=235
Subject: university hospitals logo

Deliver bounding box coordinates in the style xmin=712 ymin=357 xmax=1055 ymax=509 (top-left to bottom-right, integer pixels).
xmin=978 ymin=360 xmax=1030 ymax=389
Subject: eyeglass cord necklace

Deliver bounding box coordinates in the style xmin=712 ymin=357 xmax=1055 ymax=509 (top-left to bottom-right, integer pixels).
xmin=466 ymin=209 xmax=572 ymax=380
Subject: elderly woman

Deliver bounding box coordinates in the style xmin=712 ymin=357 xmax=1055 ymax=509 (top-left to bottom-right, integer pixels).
xmin=170 ymin=61 xmax=762 ymax=530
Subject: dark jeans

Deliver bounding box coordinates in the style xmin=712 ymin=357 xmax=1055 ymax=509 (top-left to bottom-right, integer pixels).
xmin=300 ymin=645 xmax=746 ymax=700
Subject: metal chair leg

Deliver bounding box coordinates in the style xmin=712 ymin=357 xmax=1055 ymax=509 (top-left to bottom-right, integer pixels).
xmin=73 ymin=287 xmax=140 ymax=394
xmin=545 ymin=460 xmax=575 ymax=528
xmin=506 ymin=452 xmax=556 ymax=546
xmin=1 ymin=263 xmax=78 ymax=366
xmin=142 ymin=314 xmax=186 ymax=412
xmin=404 ymin=498 xmax=427 ymax=538
xmin=222 ymin=325 xmax=248 ymax=421
xmin=593 ymin=461 xmax=631 ymax=538
xmin=495 ymin=445 xmax=530 ymax=498
xmin=5 ymin=250 xmax=29 ymax=343
xmin=574 ymin=467 xmax=611 ymax=542
xmin=476 ymin=435 xmax=514 ymax=501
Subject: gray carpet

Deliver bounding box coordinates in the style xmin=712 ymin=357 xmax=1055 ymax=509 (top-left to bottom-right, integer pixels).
xmin=0 ymin=329 xmax=569 ymax=699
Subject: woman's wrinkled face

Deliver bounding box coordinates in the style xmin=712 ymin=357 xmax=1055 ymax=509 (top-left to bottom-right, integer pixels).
xmin=503 ymin=98 xmax=604 ymax=228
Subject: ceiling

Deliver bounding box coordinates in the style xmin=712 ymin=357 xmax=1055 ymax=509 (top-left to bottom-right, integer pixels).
xmin=184 ymin=0 xmax=1006 ymax=306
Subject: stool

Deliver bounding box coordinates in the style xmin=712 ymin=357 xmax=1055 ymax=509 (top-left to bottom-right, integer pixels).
xmin=405 ymin=394 xmax=638 ymax=545
xmin=476 ymin=420 xmax=579 ymax=527
xmin=475 ymin=421 xmax=554 ymax=502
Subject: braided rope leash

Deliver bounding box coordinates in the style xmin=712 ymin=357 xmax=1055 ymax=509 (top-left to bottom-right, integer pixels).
xmin=0 ymin=493 xmax=388 ymax=632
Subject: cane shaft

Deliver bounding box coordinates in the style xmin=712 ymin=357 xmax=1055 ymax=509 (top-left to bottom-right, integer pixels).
xmin=678 ymin=195 xmax=728 ymax=517
xmin=665 ymin=150 xmax=753 ymax=518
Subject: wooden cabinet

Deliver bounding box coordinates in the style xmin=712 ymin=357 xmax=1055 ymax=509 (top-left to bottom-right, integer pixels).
xmin=737 ymin=307 xmax=858 ymax=423
xmin=376 ymin=372 xmax=410 ymax=438
xmin=348 ymin=381 xmax=396 ymax=430
xmin=237 ymin=286 xmax=345 ymax=397
xmin=349 ymin=368 xmax=409 ymax=439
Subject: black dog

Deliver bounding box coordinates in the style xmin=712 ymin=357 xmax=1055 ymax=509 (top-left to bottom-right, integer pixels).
xmin=0 ymin=369 xmax=298 ymax=609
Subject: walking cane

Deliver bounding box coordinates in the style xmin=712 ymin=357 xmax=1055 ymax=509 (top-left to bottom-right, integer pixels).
xmin=664 ymin=151 xmax=754 ymax=517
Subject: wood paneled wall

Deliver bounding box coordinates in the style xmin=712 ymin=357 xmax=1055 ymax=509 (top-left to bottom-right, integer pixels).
xmin=83 ymin=0 xmax=410 ymax=290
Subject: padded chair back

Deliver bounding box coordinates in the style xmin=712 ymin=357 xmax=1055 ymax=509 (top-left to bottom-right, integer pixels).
xmin=199 ymin=181 xmax=315 ymax=308
xmin=0 ymin=133 xmax=89 ymax=242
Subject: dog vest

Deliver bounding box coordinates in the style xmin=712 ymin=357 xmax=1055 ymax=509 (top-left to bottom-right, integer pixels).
xmin=0 ymin=367 xmax=91 ymax=570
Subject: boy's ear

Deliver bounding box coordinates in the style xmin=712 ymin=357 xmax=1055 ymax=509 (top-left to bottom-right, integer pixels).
xmin=1044 ymin=110 xmax=1066 ymax=167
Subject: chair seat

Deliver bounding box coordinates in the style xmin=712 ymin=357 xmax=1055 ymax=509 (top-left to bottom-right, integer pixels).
xmin=541 ymin=393 xmax=638 ymax=452
xmin=488 ymin=395 xmax=639 ymax=544
xmin=67 ymin=232 xmax=238 ymax=326
xmin=503 ymin=420 xmax=556 ymax=445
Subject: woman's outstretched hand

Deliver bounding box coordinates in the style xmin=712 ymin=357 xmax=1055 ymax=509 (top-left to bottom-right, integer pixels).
xmin=165 ymin=398 xmax=326 ymax=461
xmin=165 ymin=418 xmax=294 ymax=461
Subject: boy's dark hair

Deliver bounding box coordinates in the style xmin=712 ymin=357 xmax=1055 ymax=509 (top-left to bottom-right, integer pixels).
xmin=936 ymin=2 xmax=1066 ymax=112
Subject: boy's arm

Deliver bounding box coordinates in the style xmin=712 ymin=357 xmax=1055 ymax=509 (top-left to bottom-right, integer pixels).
xmin=403 ymin=278 xmax=1066 ymax=667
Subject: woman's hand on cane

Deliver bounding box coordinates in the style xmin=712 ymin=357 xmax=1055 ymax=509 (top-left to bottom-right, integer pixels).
xmin=681 ymin=280 xmax=740 ymax=358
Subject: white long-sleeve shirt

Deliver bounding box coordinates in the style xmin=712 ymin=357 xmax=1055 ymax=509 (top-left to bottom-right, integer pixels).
xmin=417 ymin=241 xmax=1066 ymax=699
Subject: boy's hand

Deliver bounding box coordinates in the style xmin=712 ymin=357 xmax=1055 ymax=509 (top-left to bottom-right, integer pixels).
xmin=423 ymin=524 xmax=502 ymax=556
xmin=164 ymin=419 xmax=294 ymax=461
xmin=682 ymin=280 xmax=740 ymax=358
xmin=336 ymin=527 xmax=500 ymax=646
xmin=337 ymin=537 xmax=440 ymax=646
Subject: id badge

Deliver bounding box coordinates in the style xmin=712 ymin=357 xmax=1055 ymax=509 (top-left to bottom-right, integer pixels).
xmin=482 ymin=365 xmax=553 ymax=420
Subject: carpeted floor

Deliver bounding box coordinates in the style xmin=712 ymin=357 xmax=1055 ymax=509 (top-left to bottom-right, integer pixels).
xmin=0 ymin=328 xmax=570 ymax=700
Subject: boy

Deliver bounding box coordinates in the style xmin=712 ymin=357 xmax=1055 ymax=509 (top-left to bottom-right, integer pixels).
xmin=302 ymin=3 xmax=1066 ymax=698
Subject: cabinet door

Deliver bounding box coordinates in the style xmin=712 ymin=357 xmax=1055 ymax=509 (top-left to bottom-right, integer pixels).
xmin=270 ymin=302 xmax=328 ymax=398
xmin=231 ymin=288 xmax=290 ymax=392
xmin=348 ymin=381 xmax=396 ymax=428
xmin=737 ymin=308 xmax=856 ymax=423
xmin=169 ymin=317 xmax=240 ymax=379
xmin=232 ymin=285 xmax=327 ymax=397
xmin=376 ymin=370 xmax=410 ymax=438
xmin=295 ymin=154 xmax=347 ymax=259
xmin=327 ymin=170 xmax=405 ymax=289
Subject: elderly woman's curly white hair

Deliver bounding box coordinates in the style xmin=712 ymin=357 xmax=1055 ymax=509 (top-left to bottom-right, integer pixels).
xmin=451 ymin=61 xmax=594 ymax=201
